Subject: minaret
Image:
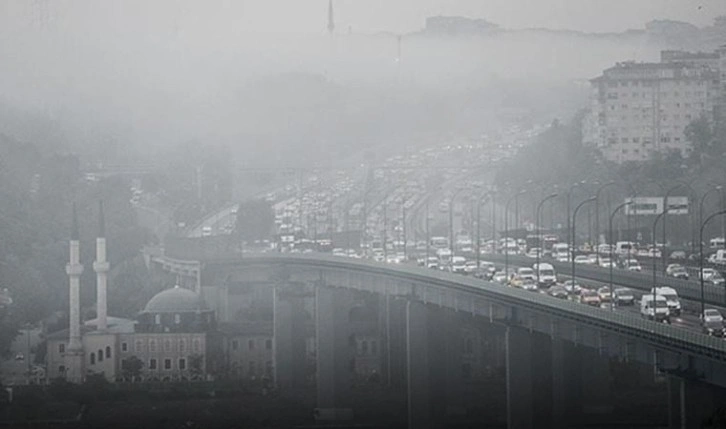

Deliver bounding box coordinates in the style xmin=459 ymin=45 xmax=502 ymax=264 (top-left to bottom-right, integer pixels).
xmin=93 ymin=201 xmax=109 ymax=331
xmin=327 ymin=0 xmax=335 ymax=34
xmin=65 ymin=203 xmax=84 ymax=383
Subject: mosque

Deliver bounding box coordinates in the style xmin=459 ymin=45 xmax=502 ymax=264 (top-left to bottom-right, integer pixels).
xmin=45 ymin=203 xmax=384 ymax=384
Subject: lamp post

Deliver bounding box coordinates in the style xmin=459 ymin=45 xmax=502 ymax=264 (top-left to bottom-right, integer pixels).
xmin=476 ymin=191 xmax=494 ymax=268
xmin=662 ymin=183 xmax=685 ymax=269
xmin=595 ymin=182 xmax=617 ymax=254
xmin=652 ymin=208 xmax=672 ymax=308
xmin=700 ymin=185 xmax=723 ymax=253
xmin=425 ymin=198 xmax=430 ymax=265
xmin=449 ymin=188 xmax=467 ymax=259
xmin=609 ymin=201 xmax=632 ymax=308
xmin=572 ymin=197 xmax=596 ymax=291
xmin=566 ymin=182 xmax=584 ymax=254
xmin=505 ymin=191 xmax=526 ymax=278
xmin=700 ymin=210 xmax=726 ymax=316
xmin=536 ymin=193 xmax=558 ymax=286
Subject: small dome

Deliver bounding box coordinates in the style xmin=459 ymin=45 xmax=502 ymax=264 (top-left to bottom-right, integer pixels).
xmin=143 ymin=286 xmax=206 ymax=313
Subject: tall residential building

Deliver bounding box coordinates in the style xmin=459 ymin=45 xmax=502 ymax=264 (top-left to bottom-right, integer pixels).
xmin=583 ymin=52 xmax=722 ymax=163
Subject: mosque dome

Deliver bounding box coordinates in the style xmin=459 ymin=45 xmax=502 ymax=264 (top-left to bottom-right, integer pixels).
xmin=143 ymin=286 xmax=206 ymax=313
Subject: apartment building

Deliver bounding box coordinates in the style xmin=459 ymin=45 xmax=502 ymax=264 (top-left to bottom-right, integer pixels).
xmin=583 ymin=49 xmax=723 ymax=163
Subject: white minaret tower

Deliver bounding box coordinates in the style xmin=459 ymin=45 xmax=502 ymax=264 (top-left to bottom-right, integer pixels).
xmin=93 ymin=200 xmax=109 ymax=331
xmin=65 ymin=203 xmax=84 ymax=383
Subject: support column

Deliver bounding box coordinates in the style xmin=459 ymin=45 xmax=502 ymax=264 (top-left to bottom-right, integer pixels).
xmin=580 ymin=347 xmax=612 ymax=415
xmin=505 ymin=327 xmax=533 ymax=429
xmin=315 ymin=286 xmax=353 ymax=421
xmin=273 ymin=285 xmax=308 ymax=392
xmin=386 ymin=296 xmax=407 ymax=389
xmin=669 ymin=376 xmax=726 ymax=429
xmin=406 ymin=300 xmax=431 ymax=429
xmin=531 ymin=332 xmax=553 ymax=427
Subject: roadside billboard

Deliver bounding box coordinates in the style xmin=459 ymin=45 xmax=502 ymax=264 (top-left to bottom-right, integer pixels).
xmin=624 ymin=197 xmax=689 ymax=216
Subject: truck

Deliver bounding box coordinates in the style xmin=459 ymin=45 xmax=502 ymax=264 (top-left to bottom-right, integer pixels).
xmin=640 ymin=294 xmax=670 ymax=322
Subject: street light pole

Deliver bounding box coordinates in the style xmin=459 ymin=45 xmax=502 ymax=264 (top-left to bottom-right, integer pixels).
xmin=662 ymin=183 xmax=685 ymax=269
xmin=700 ymin=185 xmax=723 ymax=252
xmin=609 ymin=201 xmax=632 ymax=308
xmin=536 ymin=193 xmax=558 ymax=286
xmin=504 ymin=191 xmax=525 ymax=278
xmin=700 ymin=210 xmax=726 ymax=316
xmin=652 ymin=209 xmax=671 ymax=308
xmin=449 ymin=188 xmax=467 ymax=259
xmin=572 ymin=197 xmax=596 ymax=291
xmin=595 ymin=182 xmax=617 ymax=254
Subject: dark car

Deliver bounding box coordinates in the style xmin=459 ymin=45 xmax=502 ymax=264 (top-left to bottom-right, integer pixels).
xmin=703 ymin=320 xmax=726 ymax=337
xmin=547 ymin=285 xmax=568 ymax=300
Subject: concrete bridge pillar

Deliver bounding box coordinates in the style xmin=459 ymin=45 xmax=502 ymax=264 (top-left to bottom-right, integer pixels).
xmin=406 ymin=300 xmax=431 ymax=429
xmin=273 ymin=285 xmax=308 ymax=392
xmin=382 ymin=295 xmax=407 ymax=389
xmin=314 ymin=286 xmax=354 ymax=420
xmin=668 ymin=376 xmax=726 ymax=429
xmin=505 ymin=326 xmax=534 ymax=429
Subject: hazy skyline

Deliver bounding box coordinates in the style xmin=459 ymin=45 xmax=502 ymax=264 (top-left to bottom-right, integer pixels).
xmin=1 ymin=0 xmax=724 ymax=36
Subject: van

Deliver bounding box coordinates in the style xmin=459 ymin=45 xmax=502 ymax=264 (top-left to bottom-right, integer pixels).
xmin=710 ymin=237 xmax=725 ymax=249
xmin=615 ymin=241 xmax=635 ymax=255
xmin=450 ymin=256 xmax=467 ymax=274
xmin=708 ymin=249 xmax=726 ymax=265
xmin=640 ymin=294 xmax=670 ymax=322
xmin=532 ymin=263 xmax=557 ymax=286
xmin=649 ymin=287 xmax=681 ymax=316
xmin=201 ymin=226 xmax=213 ymax=237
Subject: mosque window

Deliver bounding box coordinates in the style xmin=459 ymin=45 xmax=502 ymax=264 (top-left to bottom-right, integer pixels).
xmin=164 ymin=359 xmax=172 ymax=370
xmin=135 ymin=340 xmax=143 ymax=352
xmin=106 ymin=346 xmax=111 ymax=358
xmin=98 ymin=350 xmax=103 ymax=362
xmin=193 ymin=339 xmax=201 ymax=352
xmin=149 ymin=359 xmax=157 ymax=370
xmin=174 ymin=314 xmax=181 ymax=324
xmin=179 ymin=339 xmax=186 ymax=352
xmin=59 ymin=344 xmax=65 ymax=354
xmin=121 ymin=342 xmax=128 ymax=352
xmin=58 ymin=365 xmax=65 ymax=374
xmin=155 ymin=314 xmax=161 ymax=325
xmin=149 ymin=340 xmax=157 ymax=352
xmin=90 ymin=354 xmax=95 ymax=365
xmin=164 ymin=340 xmax=172 ymax=352
xmin=179 ymin=358 xmax=186 ymax=370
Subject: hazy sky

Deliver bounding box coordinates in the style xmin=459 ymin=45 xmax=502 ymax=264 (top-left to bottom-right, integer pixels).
xmin=3 ymin=0 xmax=724 ymax=36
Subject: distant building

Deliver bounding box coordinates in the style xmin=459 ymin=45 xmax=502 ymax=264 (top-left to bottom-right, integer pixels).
xmin=424 ymin=16 xmax=499 ymax=36
xmin=583 ymin=50 xmax=723 ymax=163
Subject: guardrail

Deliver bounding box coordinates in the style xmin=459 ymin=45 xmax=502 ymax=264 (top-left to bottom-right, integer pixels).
xmin=481 ymin=254 xmax=726 ymax=307
xmin=199 ymin=253 xmax=726 ymax=362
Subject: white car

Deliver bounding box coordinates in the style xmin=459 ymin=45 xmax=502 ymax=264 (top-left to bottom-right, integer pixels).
xmin=599 ymin=258 xmax=615 ymax=268
xmin=526 ymin=248 xmax=541 ymax=259
xmin=574 ymin=255 xmax=589 ymax=264
xmin=516 ymin=267 xmax=536 ymax=281
xmin=625 ymin=259 xmax=642 ymax=272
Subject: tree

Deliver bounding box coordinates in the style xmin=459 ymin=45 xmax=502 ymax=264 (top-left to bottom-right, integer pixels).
xmin=188 ymin=354 xmax=204 ymax=379
xmin=121 ymin=356 xmax=144 ymax=381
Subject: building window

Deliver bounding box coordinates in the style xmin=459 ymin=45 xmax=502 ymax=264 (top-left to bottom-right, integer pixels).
xmin=179 ymin=358 xmax=186 ymax=371
xmin=193 ymin=339 xmax=201 ymax=352
xmin=90 ymin=353 xmax=95 ymax=365
xmin=174 ymin=314 xmax=181 ymax=324
xmin=164 ymin=340 xmax=172 ymax=352
xmin=155 ymin=314 xmax=161 ymax=325
xmin=248 ymin=340 xmax=255 ymax=351
xmin=106 ymin=346 xmax=111 ymax=359
xmin=121 ymin=342 xmax=128 ymax=352
xmin=232 ymin=340 xmax=239 ymax=351
xmin=59 ymin=343 xmax=65 ymax=354
xmin=149 ymin=359 xmax=157 ymax=370
xmin=58 ymin=365 xmax=65 ymax=374
xmin=179 ymin=339 xmax=186 ymax=352
xmin=265 ymin=339 xmax=272 ymax=350
xmin=98 ymin=350 xmax=103 ymax=362
xmin=135 ymin=340 xmax=143 ymax=353
xmin=164 ymin=359 xmax=172 ymax=370
xmin=149 ymin=340 xmax=157 ymax=353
